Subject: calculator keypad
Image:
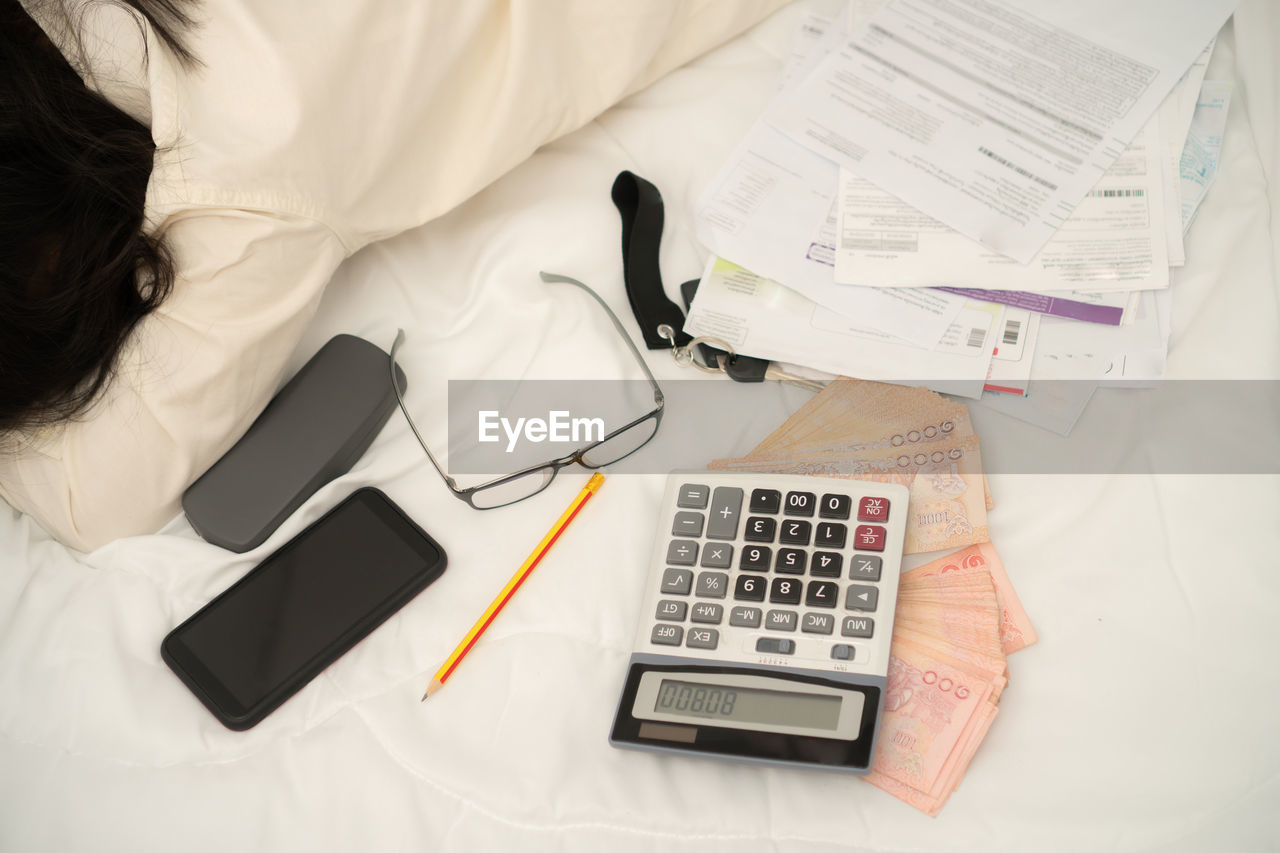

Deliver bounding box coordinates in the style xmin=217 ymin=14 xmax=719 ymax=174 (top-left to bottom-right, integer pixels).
xmin=648 ymin=478 xmax=900 ymax=664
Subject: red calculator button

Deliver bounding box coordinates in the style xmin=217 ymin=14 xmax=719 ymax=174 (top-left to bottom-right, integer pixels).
xmin=857 ymin=496 xmax=890 ymax=522
xmin=854 ymin=525 xmax=886 ymax=552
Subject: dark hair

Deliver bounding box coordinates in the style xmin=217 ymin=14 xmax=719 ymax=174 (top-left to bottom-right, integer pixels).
xmin=0 ymin=0 xmax=196 ymax=434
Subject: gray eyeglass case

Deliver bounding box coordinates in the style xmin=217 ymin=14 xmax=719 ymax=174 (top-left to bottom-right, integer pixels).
xmin=182 ymin=334 xmax=406 ymax=553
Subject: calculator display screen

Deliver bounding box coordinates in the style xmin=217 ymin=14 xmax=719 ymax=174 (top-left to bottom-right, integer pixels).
xmin=654 ymin=678 xmax=842 ymax=731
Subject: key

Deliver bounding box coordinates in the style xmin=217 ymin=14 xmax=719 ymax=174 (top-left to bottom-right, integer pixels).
xmin=820 ymin=493 xmax=852 ymax=519
xmin=762 ymin=362 xmax=829 ymax=392
xmin=676 ymin=484 xmax=710 ymax=509
xmin=660 ymin=568 xmax=693 ymax=595
xmin=686 ymin=628 xmax=718 ymax=650
xmin=739 ymin=545 xmax=771 ymax=572
xmin=721 ymin=352 xmax=829 ymax=392
xmin=769 ymin=577 xmax=802 ymax=605
xmin=775 ymin=548 xmax=806 ymax=574
xmin=655 ymin=600 xmax=687 ymax=621
xmin=651 ymin=624 xmax=683 ymax=646
xmin=814 ymin=522 xmax=846 ymax=549
xmin=671 ymin=511 xmax=704 ymax=537
xmin=802 ymin=613 xmax=835 ymax=634
xmin=846 ymin=584 xmax=879 ymax=612
xmin=779 ymin=519 xmax=812 ymax=546
xmin=811 ymin=551 xmax=843 ymax=578
xmin=706 ymin=487 xmax=743 ymax=540
xmin=784 ymin=491 xmax=816 ymax=517
xmin=691 ymin=603 xmax=724 ymax=624
xmin=734 ymin=575 xmax=766 ymax=601
xmin=695 ymin=571 xmax=729 ymax=599
xmin=805 ymin=580 xmax=839 ymax=608
xmin=744 ymin=516 xmax=777 ymax=542
xmin=850 ymin=554 xmax=882 ymax=582
xmin=749 ymin=489 xmax=781 ymax=514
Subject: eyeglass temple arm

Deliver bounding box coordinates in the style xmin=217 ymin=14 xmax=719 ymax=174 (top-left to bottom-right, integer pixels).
xmin=390 ymin=329 xmax=460 ymax=490
xmin=539 ymin=271 xmax=665 ymax=406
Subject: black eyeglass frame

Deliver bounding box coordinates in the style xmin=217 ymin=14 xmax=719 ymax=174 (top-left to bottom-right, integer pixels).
xmin=389 ymin=271 xmax=665 ymax=509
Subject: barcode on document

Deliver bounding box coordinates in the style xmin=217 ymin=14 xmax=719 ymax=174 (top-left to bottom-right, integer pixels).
xmin=967 ymin=328 xmax=986 ymax=349
xmin=977 ymin=147 xmax=1057 ymax=191
xmin=1086 ymin=189 xmax=1145 ymax=198
xmin=1002 ymin=320 xmax=1022 ymax=346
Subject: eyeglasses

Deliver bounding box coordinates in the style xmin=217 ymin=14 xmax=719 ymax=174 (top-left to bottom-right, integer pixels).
xmin=389 ymin=271 xmax=665 ymax=509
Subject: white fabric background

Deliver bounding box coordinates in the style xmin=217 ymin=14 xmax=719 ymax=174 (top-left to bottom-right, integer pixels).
xmin=2 ymin=2 xmax=1278 ymax=850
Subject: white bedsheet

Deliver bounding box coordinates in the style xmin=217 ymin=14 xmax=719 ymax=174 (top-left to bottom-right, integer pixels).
xmin=2 ymin=3 xmax=1278 ymax=850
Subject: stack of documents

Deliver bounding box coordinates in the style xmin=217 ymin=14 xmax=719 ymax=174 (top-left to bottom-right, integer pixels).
xmin=710 ymin=377 xmax=1036 ymax=815
xmin=686 ymin=0 xmax=1235 ymax=434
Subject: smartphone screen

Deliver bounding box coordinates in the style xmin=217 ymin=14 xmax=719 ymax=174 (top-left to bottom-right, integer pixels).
xmin=163 ymin=488 xmax=446 ymax=729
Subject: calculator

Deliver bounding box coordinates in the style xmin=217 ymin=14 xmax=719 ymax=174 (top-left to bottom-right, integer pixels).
xmin=609 ymin=472 xmax=909 ymax=773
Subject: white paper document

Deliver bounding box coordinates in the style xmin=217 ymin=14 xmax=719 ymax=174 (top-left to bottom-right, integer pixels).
xmin=832 ymin=115 xmax=1171 ymax=292
xmin=978 ymin=380 xmax=1097 ymax=436
xmin=985 ymin=309 xmax=1039 ymax=395
xmin=1159 ymin=41 xmax=1214 ymax=266
xmin=694 ymin=12 xmax=967 ymax=350
xmin=684 ymin=258 xmax=998 ymax=399
xmin=1021 ymin=287 xmax=1170 ymax=384
xmin=1180 ymin=81 xmax=1232 ymax=233
xmin=768 ymin=0 xmax=1236 ymax=263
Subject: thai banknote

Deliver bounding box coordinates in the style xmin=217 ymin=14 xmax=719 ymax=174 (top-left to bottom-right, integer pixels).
xmin=742 ymin=377 xmax=995 ymax=511
xmin=710 ymin=435 xmax=990 ymax=554
xmin=902 ymin=542 xmax=1038 ymax=654
xmin=860 ymin=545 xmax=1036 ymax=814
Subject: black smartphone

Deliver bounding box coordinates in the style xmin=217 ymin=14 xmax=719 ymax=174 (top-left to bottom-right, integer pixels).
xmin=162 ymin=487 xmax=446 ymax=730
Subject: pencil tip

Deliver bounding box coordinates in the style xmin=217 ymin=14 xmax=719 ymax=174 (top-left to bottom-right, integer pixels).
xmin=423 ymin=678 xmax=443 ymax=700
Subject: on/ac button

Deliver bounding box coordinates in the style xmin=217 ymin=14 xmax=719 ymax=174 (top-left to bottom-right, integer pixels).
xmin=857 ymin=495 xmax=890 ymax=522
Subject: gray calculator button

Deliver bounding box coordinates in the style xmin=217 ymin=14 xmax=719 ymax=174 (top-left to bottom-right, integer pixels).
xmin=677 ymin=484 xmax=710 ymax=509
xmin=660 ymin=568 xmax=693 ymax=595
xmin=755 ymin=637 xmax=796 ymax=655
xmin=850 ymin=554 xmax=882 ymax=581
xmin=666 ymin=540 xmax=698 ymax=566
xmin=686 ymin=627 xmax=719 ymax=650
xmin=695 ymin=571 xmax=729 ymax=599
xmin=831 ymin=643 xmax=856 ymax=660
xmin=691 ymin=602 xmax=723 ymax=624
xmin=802 ymin=613 xmax=835 ymax=635
xmin=651 ymin=624 xmax=683 ymax=646
xmin=846 ymin=585 xmax=879 ymax=612
xmin=655 ymin=600 xmax=687 ymax=621
xmin=842 ymin=616 xmax=875 ymax=638
xmin=700 ymin=542 xmax=733 ymax=569
xmin=765 ymin=609 xmax=798 ymax=631
xmin=706 ymin=486 xmax=744 ymax=540
xmin=729 ymin=606 xmax=762 ymax=628
xmin=671 ymin=511 xmax=704 ymax=537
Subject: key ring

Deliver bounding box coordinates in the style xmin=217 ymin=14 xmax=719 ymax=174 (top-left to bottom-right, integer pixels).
xmin=657 ymin=324 xmax=737 ymax=374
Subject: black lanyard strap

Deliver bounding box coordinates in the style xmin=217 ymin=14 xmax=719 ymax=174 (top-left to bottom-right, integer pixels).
xmin=611 ymin=170 xmax=693 ymax=350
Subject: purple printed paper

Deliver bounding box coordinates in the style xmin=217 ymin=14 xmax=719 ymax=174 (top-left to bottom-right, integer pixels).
xmin=934 ymin=288 xmax=1123 ymax=326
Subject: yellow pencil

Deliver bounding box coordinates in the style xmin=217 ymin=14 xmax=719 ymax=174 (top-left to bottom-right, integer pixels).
xmin=423 ymin=472 xmax=606 ymax=699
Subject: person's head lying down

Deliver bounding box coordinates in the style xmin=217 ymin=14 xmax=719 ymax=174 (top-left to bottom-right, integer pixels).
xmin=0 ymin=0 xmax=194 ymax=435
xmin=0 ymin=0 xmax=791 ymax=550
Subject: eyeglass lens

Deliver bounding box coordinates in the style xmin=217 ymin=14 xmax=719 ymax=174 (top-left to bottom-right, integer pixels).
xmin=580 ymin=415 xmax=660 ymax=468
xmin=469 ymin=466 xmax=557 ymax=509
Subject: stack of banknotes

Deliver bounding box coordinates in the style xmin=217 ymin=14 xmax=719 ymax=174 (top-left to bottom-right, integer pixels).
xmin=710 ymin=378 xmax=1037 ymax=815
